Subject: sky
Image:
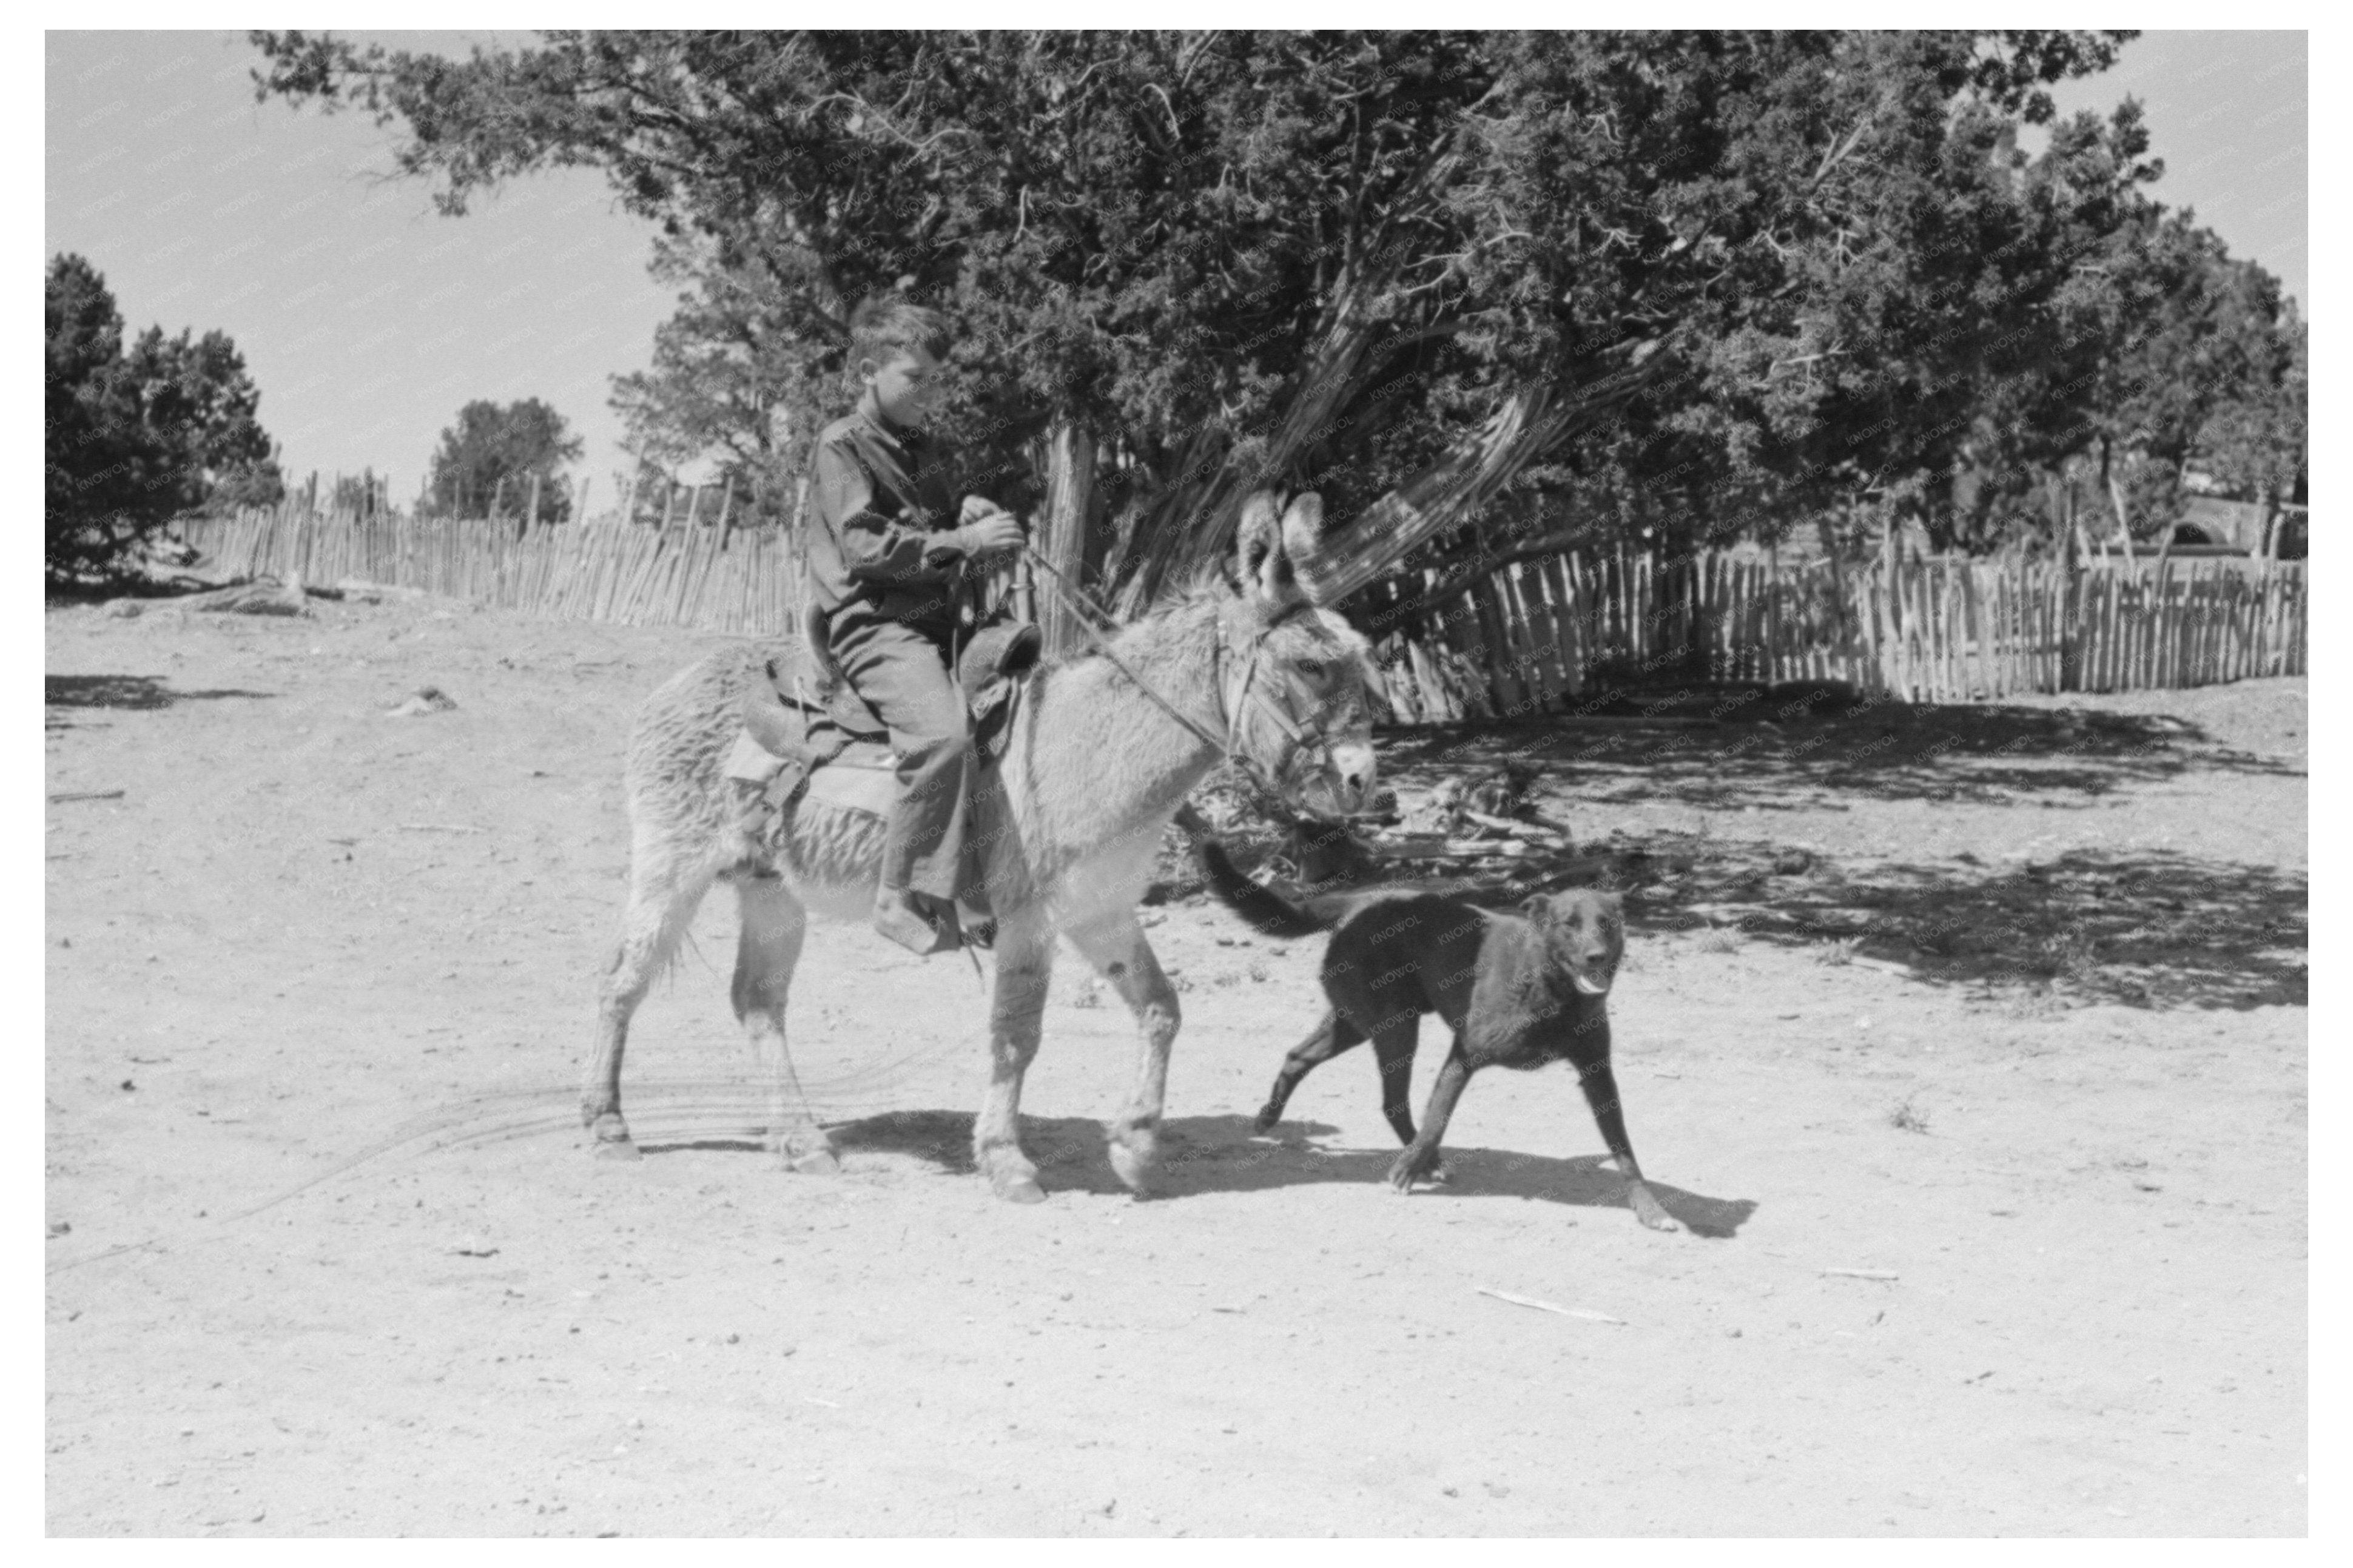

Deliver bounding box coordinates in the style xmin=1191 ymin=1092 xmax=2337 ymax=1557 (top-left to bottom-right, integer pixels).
xmin=2043 ymin=29 xmax=2306 ymax=312
xmin=43 ymin=29 xmax=2311 ymax=505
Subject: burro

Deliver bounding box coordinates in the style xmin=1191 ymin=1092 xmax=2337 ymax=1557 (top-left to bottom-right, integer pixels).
xmin=581 ymin=491 xmax=1380 ymax=1203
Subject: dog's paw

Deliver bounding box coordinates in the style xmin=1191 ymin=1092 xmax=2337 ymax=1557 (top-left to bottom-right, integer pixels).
xmin=1628 ymin=1181 xmax=1681 ymax=1231
xmin=1387 ymin=1148 xmax=1441 ymax=1193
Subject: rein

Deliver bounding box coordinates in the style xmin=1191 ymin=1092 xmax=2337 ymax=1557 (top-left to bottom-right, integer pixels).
xmin=1019 ymin=546 xmax=1332 ymax=799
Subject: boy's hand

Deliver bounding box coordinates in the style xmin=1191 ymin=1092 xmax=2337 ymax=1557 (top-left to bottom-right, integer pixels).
xmin=956 ymin=499 xmax=1025 ymax=560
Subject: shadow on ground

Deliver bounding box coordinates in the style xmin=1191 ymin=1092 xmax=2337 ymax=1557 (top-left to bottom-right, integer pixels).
xmin=1640 ymin=844 xmax=2306 ymax=1011
xmin=1343 ymin=697 xmax=2306 ymax=1012
xmin=1379 ymin=695 xmax=2300 ymax=811
xmin=816 ymin=1109 xmax=1755 ymax=1234
xmin=45 ymin=674 xmax=275 ymax=728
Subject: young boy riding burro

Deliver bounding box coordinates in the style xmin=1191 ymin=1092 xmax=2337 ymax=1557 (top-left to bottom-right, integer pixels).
xmin=741 ymin=294 xmax=1026 ymax=956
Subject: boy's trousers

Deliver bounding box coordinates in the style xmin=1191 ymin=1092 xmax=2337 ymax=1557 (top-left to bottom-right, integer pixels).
xmin=824 ymin=608 xmax=973 ymax=904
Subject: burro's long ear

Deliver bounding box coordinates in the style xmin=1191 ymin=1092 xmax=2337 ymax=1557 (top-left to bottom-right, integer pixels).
xmin=1281 ymin=492 xmax=1335 ymax=606
xmin=1234 ymin=490 xmax=1301 ymax=606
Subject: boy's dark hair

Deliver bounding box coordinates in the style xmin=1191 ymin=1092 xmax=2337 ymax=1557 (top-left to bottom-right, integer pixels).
xmin=849 ymin=294 xmax=951 ymax=369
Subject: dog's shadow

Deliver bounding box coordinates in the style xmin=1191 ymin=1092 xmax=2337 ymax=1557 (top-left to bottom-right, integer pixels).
xmin=818 ymin=1109 xmax=1755 ymax=1237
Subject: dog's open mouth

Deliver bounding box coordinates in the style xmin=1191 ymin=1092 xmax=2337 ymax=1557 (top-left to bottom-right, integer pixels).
xmin=1570 ymin=970 xmax=1614 ymax=996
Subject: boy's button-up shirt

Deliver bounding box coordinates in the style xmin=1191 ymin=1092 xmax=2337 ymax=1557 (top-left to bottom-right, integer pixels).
xmin=805 ymin=391 xmax=968 ymax=633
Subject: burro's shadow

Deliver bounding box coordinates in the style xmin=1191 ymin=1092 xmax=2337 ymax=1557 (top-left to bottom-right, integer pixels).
xmin=822 ymin=1109 xmax=1754 ymax=1235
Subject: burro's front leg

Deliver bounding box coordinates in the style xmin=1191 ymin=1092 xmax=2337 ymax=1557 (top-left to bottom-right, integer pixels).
xmin=974 ymin=910 xmax=1053 ymax=1203
xmin=1063 ymin=911 xmax=1180 ymax=1197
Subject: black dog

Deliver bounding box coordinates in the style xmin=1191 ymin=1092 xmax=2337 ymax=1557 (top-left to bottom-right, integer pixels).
xmin=1199 ymin=840 xmax=1678 ymax=1230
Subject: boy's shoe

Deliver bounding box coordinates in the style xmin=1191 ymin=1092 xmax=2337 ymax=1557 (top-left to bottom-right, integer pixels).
xmin=873 ymin=886 xmax=960 ymax=956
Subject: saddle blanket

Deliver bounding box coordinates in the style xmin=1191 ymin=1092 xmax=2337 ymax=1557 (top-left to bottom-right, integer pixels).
xmin=725 ymin=732 xmax=898 ymax=821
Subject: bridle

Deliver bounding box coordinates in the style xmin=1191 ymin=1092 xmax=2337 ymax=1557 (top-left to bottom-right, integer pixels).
xmin=1022 ymin=545 xmax=1353 ymax=808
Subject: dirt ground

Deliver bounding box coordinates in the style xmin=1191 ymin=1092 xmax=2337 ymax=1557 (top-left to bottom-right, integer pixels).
xmin=45 ymin=586 xmax=2306 ymax=1537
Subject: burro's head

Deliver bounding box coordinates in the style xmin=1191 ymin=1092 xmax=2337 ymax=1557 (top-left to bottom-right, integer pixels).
xmin=1524 ymin=888 xmax=1628 ymax=998
xmin=1219 ymin=491 xmax=1379 ymax=819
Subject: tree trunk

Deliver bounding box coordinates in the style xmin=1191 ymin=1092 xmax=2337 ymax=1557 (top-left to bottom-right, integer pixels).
xmin=1035 ymin=420 xmax=1098 ymax=655
xmin=2099 ymin=440 xmax=2135 ymax=564
xmin=2058 ymin=479 xmax=2083 ymax=693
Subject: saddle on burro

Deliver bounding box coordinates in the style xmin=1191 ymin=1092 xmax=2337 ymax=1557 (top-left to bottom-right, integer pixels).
xmin=722 ymin=295 xmax=1037 ymax=957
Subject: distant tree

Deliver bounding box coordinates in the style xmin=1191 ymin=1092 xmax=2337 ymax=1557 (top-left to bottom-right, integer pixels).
xmin=2198 ymin=297 xmax=2305 ymax=543
xmin=608 ymin=234 xmax=829 ymax=526
xmin=126 ymin=325 xmax=284 ymax=515
xmin=45 ymin=253 xmax=283 ymax=585
xmin=47 ymin=254 xmax=172 ymax=583
xmin=425 ymin=397 xmax=584 ymax=519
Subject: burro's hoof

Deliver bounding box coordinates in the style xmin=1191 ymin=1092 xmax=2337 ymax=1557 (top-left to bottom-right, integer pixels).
xmin=1106 ymin=1125 xmax=1158 ymax=1196
xmin=784 ymin=1146 xmax=841 ymax=1176
xmin=1251 ymin=1105 xmax=1282 ymax=1135
xmin=586 ymin=1112 xmax=640 ymax=1160
xmin=990 ymin=1169 xmax=1047 ymax=1205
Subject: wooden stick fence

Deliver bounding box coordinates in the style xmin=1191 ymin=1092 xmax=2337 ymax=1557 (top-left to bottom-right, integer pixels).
xmin=183 ymin=503 xmax=802 ymax=638
xmin=182 ymin=504 xmax=2306 ymax=718
xmin=1364 ymin=548 xmax=2305 ymax=719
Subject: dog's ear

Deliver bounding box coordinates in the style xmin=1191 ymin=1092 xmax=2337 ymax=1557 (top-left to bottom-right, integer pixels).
xmin=1520 ymin=893 xmax=1555 ymax=925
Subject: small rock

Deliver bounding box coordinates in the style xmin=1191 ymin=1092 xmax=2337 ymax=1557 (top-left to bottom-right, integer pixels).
xmin=47 ymin=1220 xmax=70 ymax=1239
xmin=387 ymin=685 xmax=459 ymax=718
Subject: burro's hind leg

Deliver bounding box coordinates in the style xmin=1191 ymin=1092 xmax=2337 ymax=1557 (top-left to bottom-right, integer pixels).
xmin=973 ymin=907 xmax=1054 ymax=1203
xmin=1254 ymin=1009 xmax=1366 ymax=1133
xmin=1569 ymin=1020 xmax=1681 ymax=1231
xmin=732 ymin=871 xmax=833 ymax=1173
xmin=1062 ymin=910 xmax=1180 ymax=1197
xmin=582 ymin=827 xmax=720 ymax=1159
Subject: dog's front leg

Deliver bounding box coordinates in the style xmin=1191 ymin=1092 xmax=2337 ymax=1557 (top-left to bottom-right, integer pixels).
xmin=1575 ymin=1055 xmax=1682 ymax=1232
xmin=1389 ymin=1045 xmax=1472 ymax=1193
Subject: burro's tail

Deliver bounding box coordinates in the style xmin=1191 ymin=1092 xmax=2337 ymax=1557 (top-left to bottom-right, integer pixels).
xmin=1194 ymin=836 xmax=1333 ymax=939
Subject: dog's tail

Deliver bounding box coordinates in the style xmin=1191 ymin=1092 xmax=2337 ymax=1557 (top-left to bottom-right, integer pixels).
xmin=1194 ymin=836 xmax=1333 ymax=939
